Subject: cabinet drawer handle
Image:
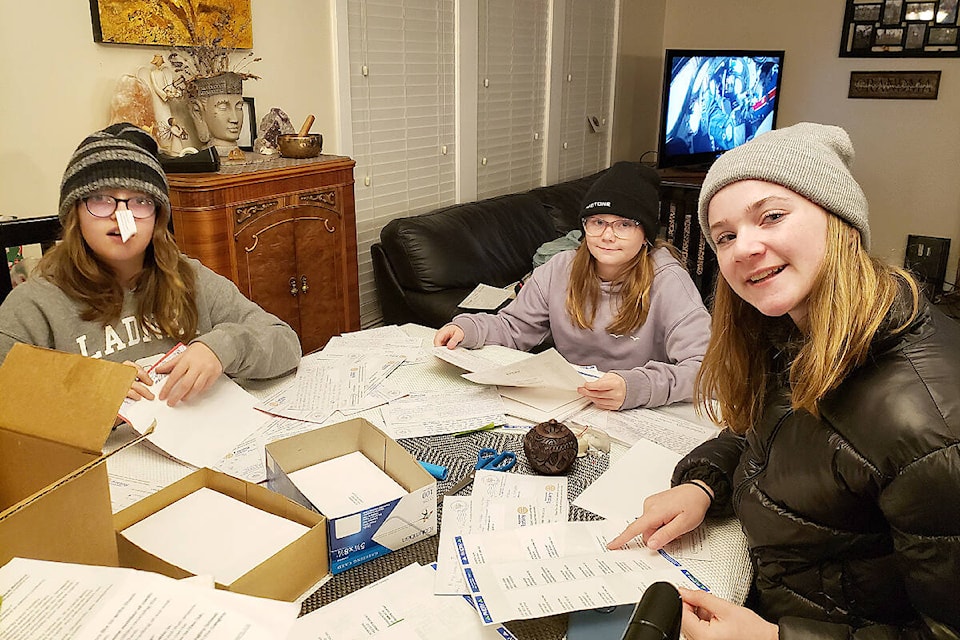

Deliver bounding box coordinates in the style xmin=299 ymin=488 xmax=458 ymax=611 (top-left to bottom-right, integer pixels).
xmin=289 ymin=277 xmax=299 ymax=297
xmin=301 ymin=275 xmax=309 ymax=294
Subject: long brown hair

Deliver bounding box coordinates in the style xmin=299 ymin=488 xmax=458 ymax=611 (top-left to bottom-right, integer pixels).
xmin=696 ymin=215 xmax=919 ymax=433
xmin=37 ymin=203 xmax=199 ymax=340
xmin=565 ymin=238 xmax=680 ymax=335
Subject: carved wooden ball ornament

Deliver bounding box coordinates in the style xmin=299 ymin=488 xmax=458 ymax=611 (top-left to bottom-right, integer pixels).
xmin=523 ymin=419 xmax=578 ymax=475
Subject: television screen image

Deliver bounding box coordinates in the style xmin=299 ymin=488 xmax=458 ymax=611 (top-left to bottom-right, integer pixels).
xmin=657 ymin=49 xmax=785 ymax=170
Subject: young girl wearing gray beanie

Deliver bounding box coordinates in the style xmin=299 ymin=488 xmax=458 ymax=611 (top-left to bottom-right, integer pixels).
xmin=0 ymin=123 xmax=301 ymax=406
xmin=609 ymin=122 xmax=960 ymax=639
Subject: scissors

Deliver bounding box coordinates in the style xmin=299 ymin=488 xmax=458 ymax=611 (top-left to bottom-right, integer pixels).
xmin=440 ymin=448 xmax=517 ymax=502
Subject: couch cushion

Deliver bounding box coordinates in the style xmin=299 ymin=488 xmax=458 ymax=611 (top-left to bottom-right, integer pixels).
xmin=528 ymin=170 xmax=605 ymax=234
xmin=379 ymin=192 xmax=559 ymax=293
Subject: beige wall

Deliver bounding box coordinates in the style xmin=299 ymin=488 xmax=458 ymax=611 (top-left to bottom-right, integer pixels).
xmin=7 ymin=2 xmax=959 ymax=286
xmin=0 ymin=1 xmax=339 ymax=221
xmin=616 ymin=0 xmax=960 ymax=285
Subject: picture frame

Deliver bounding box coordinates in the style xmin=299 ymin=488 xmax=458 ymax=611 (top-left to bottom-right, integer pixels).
xmin=90 ymin=0 xmax=253 ymax=48
xmin=239 ymin=97 xmax=257 ymax=151
xmin=840 ymin=0 xmax=960 ymax=56
xmin=847 ymin=70 xmax=941 ymax=98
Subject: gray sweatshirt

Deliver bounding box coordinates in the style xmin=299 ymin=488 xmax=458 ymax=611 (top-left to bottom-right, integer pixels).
xmin=452 ymin=249 xmax=711 ymax=409
xmin=0 ymin=257 xmax=301 ymax=379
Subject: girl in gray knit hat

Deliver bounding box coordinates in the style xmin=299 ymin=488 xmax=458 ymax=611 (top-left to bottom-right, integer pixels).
xmin=609 ymin=123 xmax=960 ymax=638
xmin=0 ymin=123 xmax=301 ymax=406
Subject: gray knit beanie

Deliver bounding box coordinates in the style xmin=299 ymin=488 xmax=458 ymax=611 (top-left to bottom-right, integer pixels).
xmin=59 ymin=122 xmax=170 ymax=224
xmin=698 ymin=122 xmax=870 ymax=251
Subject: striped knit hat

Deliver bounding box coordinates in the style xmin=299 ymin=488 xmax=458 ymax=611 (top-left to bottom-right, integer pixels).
xmin=58 ymin=123 xmax=170 ymax=224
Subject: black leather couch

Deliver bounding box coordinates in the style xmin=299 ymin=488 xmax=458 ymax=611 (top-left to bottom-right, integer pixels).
xmin=371 ymin=172 xmax=604 ymax=328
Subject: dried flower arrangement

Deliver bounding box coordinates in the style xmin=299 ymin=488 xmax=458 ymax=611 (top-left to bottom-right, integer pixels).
xmin=124 ymin=0 xmax=261 ymax=97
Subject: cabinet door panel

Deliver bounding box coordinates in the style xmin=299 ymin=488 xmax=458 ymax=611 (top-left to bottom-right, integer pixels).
xmin=235 ymin=208 xmax=302 ymax=339
xmin=293 ymin=209 xmax=346 ymax=352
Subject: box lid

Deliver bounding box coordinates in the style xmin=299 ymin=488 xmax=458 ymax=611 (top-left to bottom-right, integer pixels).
xmin=0 ymin=344 xmax=136 ymax=452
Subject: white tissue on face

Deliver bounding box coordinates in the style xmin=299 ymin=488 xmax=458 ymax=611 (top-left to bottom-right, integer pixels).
xmin=116 ymin=208 xmax=138 ymax=243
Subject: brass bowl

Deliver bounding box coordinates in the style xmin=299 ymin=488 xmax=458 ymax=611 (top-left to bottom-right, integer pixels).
xmin=277 ymin=133 xmax=322 ymax=158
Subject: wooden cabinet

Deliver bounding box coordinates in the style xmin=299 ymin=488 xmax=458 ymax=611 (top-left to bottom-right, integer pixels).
xmin=168 ymin=155 xmax=360 ymax=353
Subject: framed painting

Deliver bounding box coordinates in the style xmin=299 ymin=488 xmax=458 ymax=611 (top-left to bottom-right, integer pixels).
xmin=90 ymin=0 xmax=253 ymax=48
xmin=840 ymin=0 xmax=960 ymax=56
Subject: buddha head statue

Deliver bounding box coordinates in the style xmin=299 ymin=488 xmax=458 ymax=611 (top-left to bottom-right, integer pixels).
xmin=188 ymin=72 xmax=244 ymax=156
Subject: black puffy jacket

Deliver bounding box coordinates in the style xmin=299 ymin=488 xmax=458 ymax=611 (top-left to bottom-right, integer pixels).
xmin=675 ymin=298 xmax=960 ymax=639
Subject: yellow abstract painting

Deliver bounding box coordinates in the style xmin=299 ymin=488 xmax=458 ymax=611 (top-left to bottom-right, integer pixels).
xmin=91 ymin=0 xmax=253 ymax=49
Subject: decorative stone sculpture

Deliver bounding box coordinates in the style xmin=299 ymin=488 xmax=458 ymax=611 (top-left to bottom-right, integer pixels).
xmin=253 ymin=108 xmax=295 ymax=155
xmin=523 ymin=419 xmax=578 ymax=475
xmin=188 ymin=72 xmax=245 ymax=157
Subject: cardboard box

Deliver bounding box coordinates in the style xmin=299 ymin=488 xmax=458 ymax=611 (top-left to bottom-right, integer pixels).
xmin=114 ymin=467 xmax=329 ymax=602
xmin=0 ymin=343 xmax=136 ymax=568
xmin=265 ymin=418 xmax=437 ymax=574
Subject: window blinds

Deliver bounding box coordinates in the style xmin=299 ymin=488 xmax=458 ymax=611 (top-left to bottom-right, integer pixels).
xmin=558 ymin=0 xmax=617 ymax=183
xmin=476 ymin=0 xmax=549 ymax=199
xmin=347 ymin=0 xmax=456 ymax=328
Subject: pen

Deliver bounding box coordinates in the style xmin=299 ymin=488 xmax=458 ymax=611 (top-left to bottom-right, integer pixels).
xmin=453 ymin=422 xmax=497 ymax=438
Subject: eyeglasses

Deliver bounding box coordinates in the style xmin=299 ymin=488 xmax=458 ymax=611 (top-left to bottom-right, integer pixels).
xmin=582 ymin=216 xmax=642 ymax=239
xmin=83 ymin=194 xmax=157 ymax=220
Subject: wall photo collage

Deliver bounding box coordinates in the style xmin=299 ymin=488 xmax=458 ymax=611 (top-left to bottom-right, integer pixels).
xmin=841 ymin=0 xmax=960 ymax=56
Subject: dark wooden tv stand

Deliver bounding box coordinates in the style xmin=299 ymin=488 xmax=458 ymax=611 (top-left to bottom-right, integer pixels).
xmin=655 ymin=168 xmax=717 ymax=302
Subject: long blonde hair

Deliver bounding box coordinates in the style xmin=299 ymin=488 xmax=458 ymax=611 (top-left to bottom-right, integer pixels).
xmin=696 ymin=215 xmax=919 ymax=433
xmin=565 ymin=238 xmax=680 ymax=334
xmin=37 ymin=203 xmax=199 ymax=340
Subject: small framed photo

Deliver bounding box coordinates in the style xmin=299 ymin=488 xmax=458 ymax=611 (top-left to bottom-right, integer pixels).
xmin=882 ymin=0 xmax=904 ymax=23
xmin=875 ymin=26 xmax=905 ymax=44
xmin=239 ymin=97 xmax=257 ymax=151
xmin=937 ymin=0 xmax=959 ymax=23
xmin=906 ymin=23 xmax=927 ymax=47
xmin=854 ymin=23 xmax=876 ymax=48
xmin=854 ymin=3 xmax=883 ymax=20
xmin=928 ymin=25 xmax=958 ymax=43
xmin=904 ymin=2 xmax=936 ymax=20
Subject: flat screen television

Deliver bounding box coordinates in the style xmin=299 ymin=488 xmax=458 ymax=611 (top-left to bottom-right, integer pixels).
xmin=657 ymin=49 xmax=785 ymax=171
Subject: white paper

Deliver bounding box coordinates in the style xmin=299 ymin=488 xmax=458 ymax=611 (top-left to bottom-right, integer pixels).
xmin=289 ymin=563 xmax=516 ymax=639
xmin=458 ymin=283 xmax=515 ymax=310
xmin=116 ymin=207 xmax=137 ymax=242
xmin=455 ymin=520 xmax=708 ymax=624
xmin=0 ymin=557 xmax=298 ymax=640
xmin=289 ymin=451 xmax=407 ymax=518
xmin=120 ymin=487 xmax=310 ymax=585
xmin=119 ymin=374 xmax=270 ymax=468
xmin=432 ymin=345 xmax=498 ymax=372
xmin=572 ymin=404 xmax=720 ymax=453
xmin=463 ymin=348 xmax=586 ymax=390
xmin=380 ymin=387 xmax=508 ymax=439
xmin=435 ymin=471 xmax=570 ymax=595
xmin=214 ymin=413 xmax=324 ymax=484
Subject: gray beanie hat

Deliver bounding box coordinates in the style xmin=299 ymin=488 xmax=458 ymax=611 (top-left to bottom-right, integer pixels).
xmin=698 ymin=122 xmax=870 ymax=251
xmin=59 ymin=122 xmax=171 ymax=224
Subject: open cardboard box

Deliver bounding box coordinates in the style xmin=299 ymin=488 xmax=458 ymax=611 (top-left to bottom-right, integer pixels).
xmin=114 ymin=467 xmax=329 ymax=602
xmin=0 ymin=343 xmax=136 ymax=568
xmin=265 ymin=417 xmax=437 ymax=575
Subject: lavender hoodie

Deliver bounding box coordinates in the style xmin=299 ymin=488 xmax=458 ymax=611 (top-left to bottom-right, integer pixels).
xmin=452 ymin=249 xmax=711 ymax=409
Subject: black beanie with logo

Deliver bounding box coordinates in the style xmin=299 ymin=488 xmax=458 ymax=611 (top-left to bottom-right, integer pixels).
xmin=580 ymin=162 xmax=661 ymax=242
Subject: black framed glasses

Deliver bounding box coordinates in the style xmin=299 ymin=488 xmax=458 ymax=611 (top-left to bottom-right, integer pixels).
xmin=83 ymin=194 xmax=157 ymax=220
xmin=582 ymin=216 xmax=642 ymax=240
